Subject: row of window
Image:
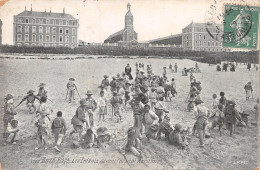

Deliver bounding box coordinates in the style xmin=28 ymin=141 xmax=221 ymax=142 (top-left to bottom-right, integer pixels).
xmin=16 ymin=34 xmax=76 ymax=43
xmin=185 ymin=40 xmax=221 ymax=47
xmin=184 ymin=33 xmax=221 ymax=41
xmin=16 ymin=43 xmax=76 ymax=48
xmin=195 ymin=41 xmax=221 ymax=47
xmin=16 ymin=25 xmax=76 ymax=35
xmin=195 ymin=48 xmax=228 ymax=52
xmin=183 ymin=27 xmax=221 ymax=33
xmin=17 ymin=17 xmax=77 ymax=26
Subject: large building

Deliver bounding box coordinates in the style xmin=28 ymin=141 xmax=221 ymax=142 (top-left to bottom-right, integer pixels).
xmin=0 ymin=19 xmax=2 ymax=45
xmin=149 ymin=34 xmax=182 ymax=46
xmin=182 ymin=22 xmax=229 ymax=52
xmin=13 ymin=6 xmax=79 ymax=48
xmin=148 ymin=22 xmax=229 ymax=52
xmin=104 ymin=3 xmax=137 ymax=44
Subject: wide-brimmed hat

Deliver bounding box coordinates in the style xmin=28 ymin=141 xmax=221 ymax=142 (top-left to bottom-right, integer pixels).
xmin=248 ymin=82 xmax=251 ymax=84
xmin=104 ymin=75 xmax=108 ymax=78
xmin=212 ymin=94 xmax=217 ymax=99
xmin=38 ymin=83 xmax=46 ymax=87
xmin=112 ymin=76 xmax=116 ymax=79
xmin=85 ymin=90 xmax=93 ymax=95
xmin=5 ymin=94 xmax=13 ymax=101
xmin=116 ymin=73 xmax=120 ymax=77
xmin=69 ymin=78 xmax=75 ymax=81
xmin=80 ymin=99 xmax=87 ymax=105
xmin=229 ymin=99 xmax=236 ymax=105
xmin=27 ymin=90 xmax=35 ymax=94
xmin=96 ymin=127 xmax=110 ymax=136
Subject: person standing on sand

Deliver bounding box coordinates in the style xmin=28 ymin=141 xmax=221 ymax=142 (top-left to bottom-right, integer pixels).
xmin=244 ymin=82 xmax=253 ymax=100
xmin=97 ymin=91 xmax=107 ymax=122
xmin=85 ymin=91 xmax=97 ymax=128
xmin=129 ymin=94 xmax=144 ymax=134
xmin=174 ymin=63 xmax=178 ymax=72
xmin=101 ymin=75 xmax=110 ymax=89
xmin=67 ymin=78 xmax=77 ymax=103
xmin=192 ymin=98 xmax=210 ymax=148
xmin=35 ymin=112 xmax=50 ymax=150
xmin=247 ymin=63 xmax=251 ymax=71
xmin=110 ymin=77 xmax=117 ymax=93
xmin=51 ymin=111 xmax=67 ymax=152
xmin=37 ymin=83 xmax=47 ymax=99
xmin=125 ymin=64 xmax=133 ymax=80
xmin=111 ymin=91 xmax=123 ymax=122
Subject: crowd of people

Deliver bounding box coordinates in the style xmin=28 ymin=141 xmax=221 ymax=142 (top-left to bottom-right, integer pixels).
xmin=2 ymin=61 xmax=258 ymax=159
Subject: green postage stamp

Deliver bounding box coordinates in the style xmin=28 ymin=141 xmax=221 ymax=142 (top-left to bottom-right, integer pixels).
xmin=223 ymin=4 xmax=259 ymax=49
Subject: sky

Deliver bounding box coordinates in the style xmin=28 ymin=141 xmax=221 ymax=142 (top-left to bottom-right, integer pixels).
xmin=0 ymin=0 xmax=258 ymax=45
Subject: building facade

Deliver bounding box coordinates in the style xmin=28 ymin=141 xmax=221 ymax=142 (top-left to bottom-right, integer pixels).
xmin=148 ymin=34 xmax=182 ymax=46
xmin=182 ymin=22 xmax=229 ymax=52
xmin=0 ymin=19 xmax=2 ymax=45
xmin=13 ymin=7 xmax=79 ymax=48
xmin=104 ymin=3 xmax=137 ymax=43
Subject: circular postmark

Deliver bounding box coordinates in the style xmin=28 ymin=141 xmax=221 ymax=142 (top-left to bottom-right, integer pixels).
xmin=204 ymin=0 xmax=253 ymax=44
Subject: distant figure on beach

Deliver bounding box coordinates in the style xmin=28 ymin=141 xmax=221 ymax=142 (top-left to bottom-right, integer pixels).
xmin=67 ymin=78 xmax=77 ymax=103
xmin=174 ymin=63 xmax=178 ymax=72
xmin=125 ymin=64 xmax=133 ymax=80
xmin=247 ymin=63 xmax=251 ymax=71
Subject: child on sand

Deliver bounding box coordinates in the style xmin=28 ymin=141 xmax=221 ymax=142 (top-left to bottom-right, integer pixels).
xmin=97 ymin=91 xmax=107 ymax=121
xmin=35 ymin=112 xmax=50 ymax=150
xmin=5 ymin=119 xmax=19 ymax=145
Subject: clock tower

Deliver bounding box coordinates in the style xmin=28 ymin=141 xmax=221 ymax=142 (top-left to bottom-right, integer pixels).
xmin=125 ymin=3 xmax=133 ymax=29
xmin=123 ymin=3 xmax=137 ymax=42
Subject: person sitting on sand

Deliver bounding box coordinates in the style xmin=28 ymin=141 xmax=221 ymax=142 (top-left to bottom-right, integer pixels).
xmin=121 ymin=127 xmax=142 ymax=159
xmin=5 ymin=119 xmax=19 ymax=145
xmin=169 ymin=124 xmax=189 ymax=149
xmin=3 ymin=94 xmax=18 ymax=141
xmin=82 ymin=128 xmax=96 ymax=148
xmin=157 ymin=114 xmax=173 ymax=140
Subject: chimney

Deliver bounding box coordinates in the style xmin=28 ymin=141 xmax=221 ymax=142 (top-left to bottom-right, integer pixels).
xmin=31 ymin=4 xmax=32 ymax=11
xmin=25 ymin=6 xmax=26 ymax=11
xmin=63 ymin=8 xmax=65 ymax=14
xmin=50 ymin=8 xmax=51 ymax=13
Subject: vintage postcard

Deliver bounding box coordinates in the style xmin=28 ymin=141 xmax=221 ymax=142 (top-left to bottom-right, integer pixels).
xmin=0 ymin=0 xmax=259 ymax=169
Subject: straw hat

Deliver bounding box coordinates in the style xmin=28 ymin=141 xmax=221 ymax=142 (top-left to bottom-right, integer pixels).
xmin=38 ymin=83 xmax=46 ymax=87
xmin=5 ymin=94 xmax=13 ymax=101
xmin=27 ymin=90 xmax=35 ymax=94
xmin=69 ymin=78 xmax=75 ymax=81
xmin=85 ymin=90 xmax=93 ymax=95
